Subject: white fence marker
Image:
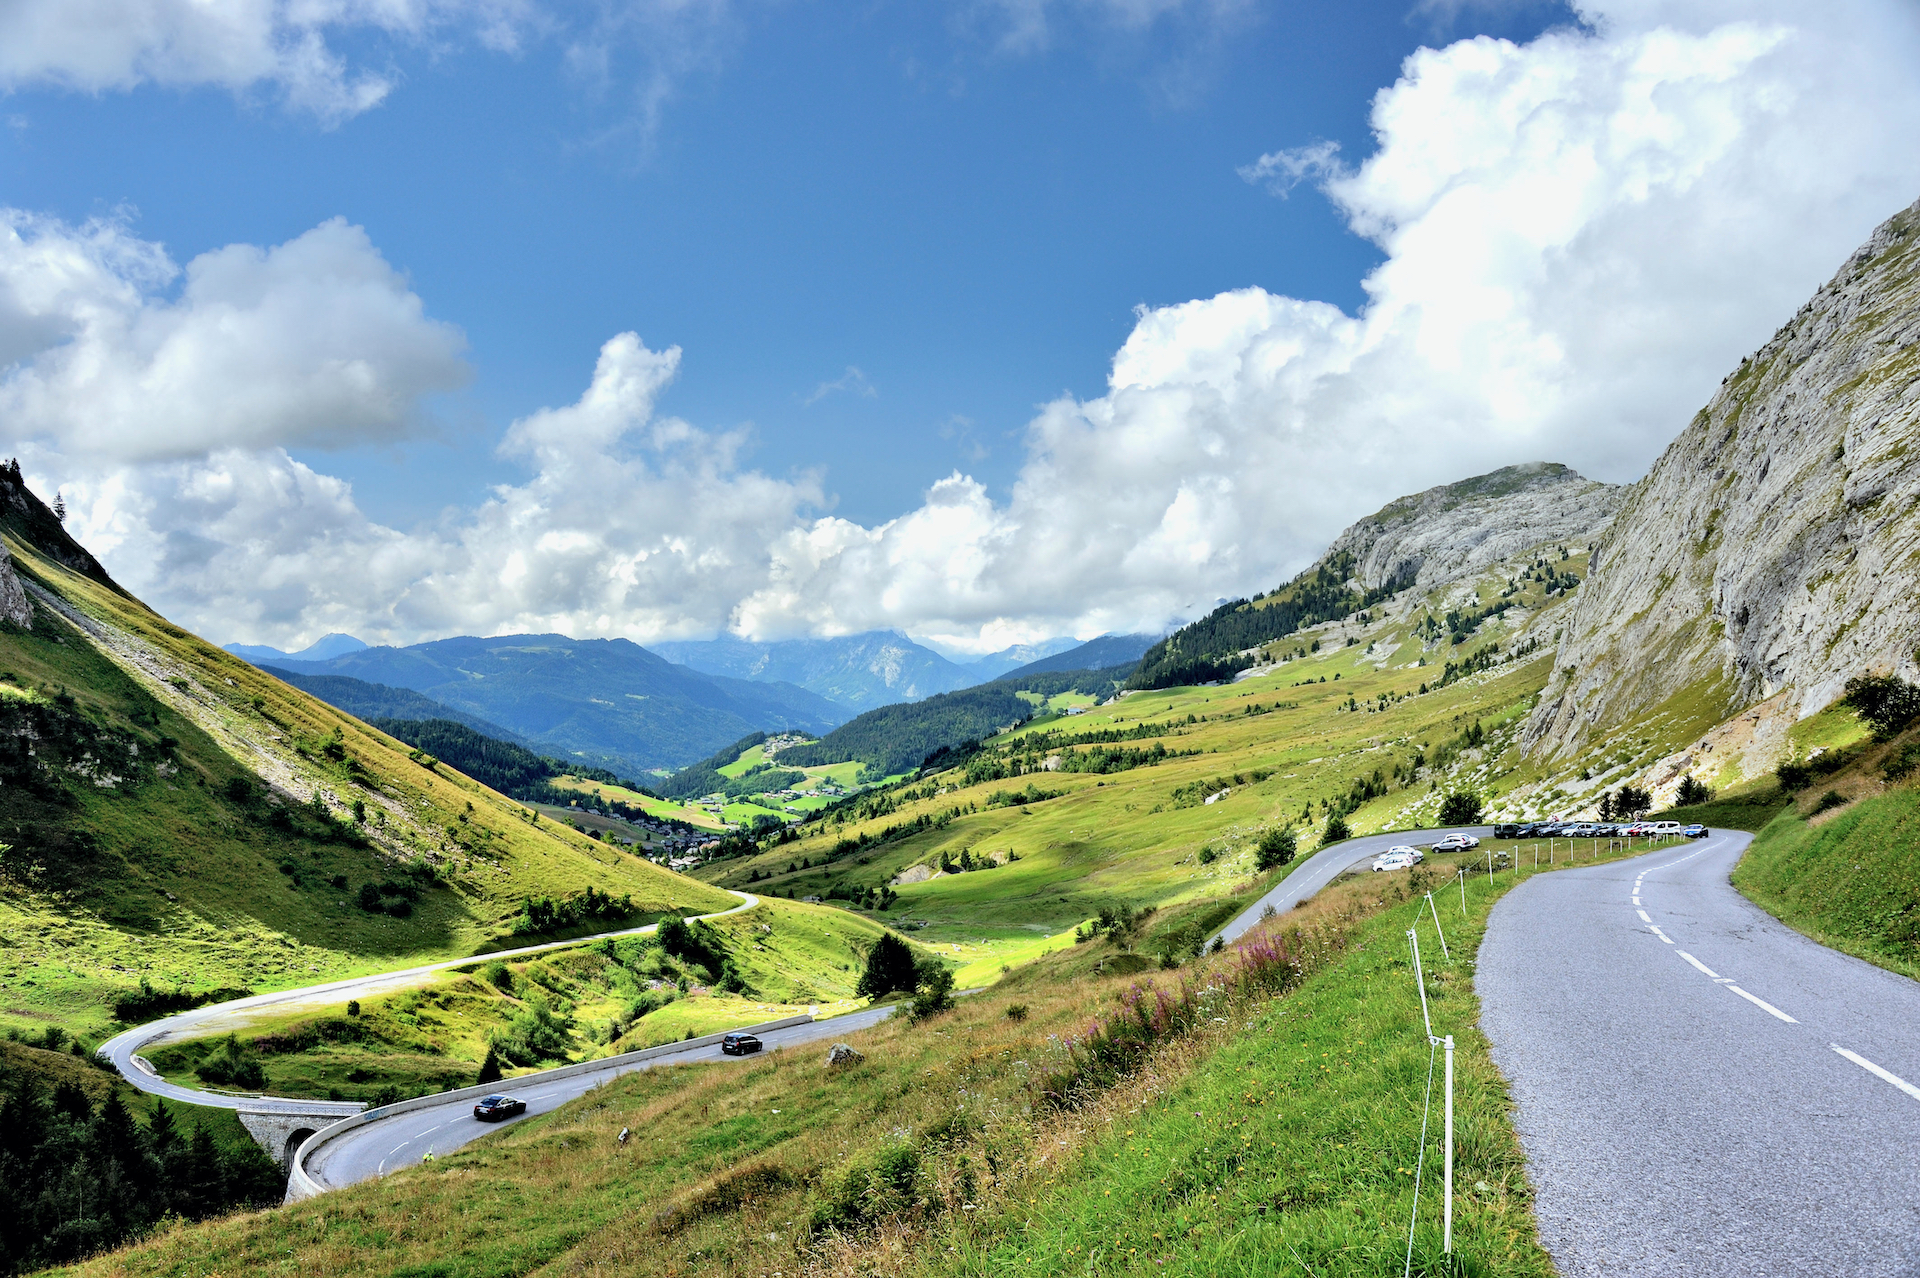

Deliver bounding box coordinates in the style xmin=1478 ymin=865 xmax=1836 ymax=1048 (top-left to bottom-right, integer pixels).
xmin=1443 ymin=1034 xmax=1455 ymax=1254
xmin=1425 ymin=892 xmax=1449 ymax=961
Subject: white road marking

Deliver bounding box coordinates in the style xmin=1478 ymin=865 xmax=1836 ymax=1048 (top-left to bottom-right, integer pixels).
xmin=1831 ymin=1045 xmax=1920 ymax=1104
xmin=1678 ymin=951 xmax=1719 ymax=978
xmin=1725 ymin=985 xmax=1798 ymax=1023
xmin=1636 ymin=909 xmax=1651 ymax=923
xmin=1647 ymin=925 xmax=1673 ymax=944
xmin=1632 ymin=896 xmax=1641 ymax=906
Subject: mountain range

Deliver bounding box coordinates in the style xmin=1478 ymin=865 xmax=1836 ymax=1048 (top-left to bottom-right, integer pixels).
xmin=259 ymin=635 xmax=848 ymax=774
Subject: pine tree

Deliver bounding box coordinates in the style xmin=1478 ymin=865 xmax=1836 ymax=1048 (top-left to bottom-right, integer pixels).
xmin=477 ymin=1044 xmax=504 ymax=1086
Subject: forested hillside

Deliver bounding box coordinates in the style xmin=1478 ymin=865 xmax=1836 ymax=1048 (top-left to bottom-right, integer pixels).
xmin=777 ymin=667 xmax=1130 ymax=777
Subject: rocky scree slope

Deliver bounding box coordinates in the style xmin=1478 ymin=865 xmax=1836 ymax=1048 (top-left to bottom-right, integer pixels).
xmin=1526 ymin=195 xmax=1920 ymax=766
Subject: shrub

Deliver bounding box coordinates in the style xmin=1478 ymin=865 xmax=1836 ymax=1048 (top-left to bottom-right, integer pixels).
xmin=1004 ymin=1003 xmax=1029 ymax=1022
xmin=1844 ymin=675 xmax=1920 ymax=741
xmin=1320 ymin=814 xmax=1352 ymax=846
xmin=357 ymin=883 xmax=384 ymax=912
xmin=345 ymin=1000 xmax=360 ymax=1017
xmin=1196 ymin=845 xmax=1217 ymax=865
xmin=194 ymin=1034 xmax=266 ymax=1090
xmin=811 ymin=1143 xmax=921 ymax=1235
xmin=1255 ymin=826 xmax=1297 ymax=871
xmin=1812 ymin=789 xmax=1847 ymax=814
xmin=1437 ymin=790 xmax=1483 ymax=824
xmin=1883 ymin=743 xmax=1920 ymax=783
xmin=908 ymin=959 xmax=956 ymax=1022
xmin=223 ymin=775 xmax=253 ymax=804
xmin=481 ymin=960 xmax=513 ymax=992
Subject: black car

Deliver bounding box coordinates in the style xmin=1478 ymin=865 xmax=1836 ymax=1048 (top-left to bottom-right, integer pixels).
xmin=473 ymin=1094 xmax=527 ymax=1121
xmin=721 ymin=1032 xmax=763 ymax=1056
xmin=1493 ymin=823 xmax=1523 ymax=839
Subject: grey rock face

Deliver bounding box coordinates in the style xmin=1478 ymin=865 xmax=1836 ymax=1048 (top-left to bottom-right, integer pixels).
xmin=0 ymin=543 xmax=33 ymax=628
xmin=825 ymin=1042 xmax=865 ymax=1068
xmin=1525 ymin=196 xmax=1920 ymax=760
xmin=1323 ymin=462 xmax=1622 ymax=597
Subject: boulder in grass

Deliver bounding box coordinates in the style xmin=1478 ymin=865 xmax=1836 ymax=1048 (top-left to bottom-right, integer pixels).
xmin=825 ymin=1042 xmax=864 ymax=1069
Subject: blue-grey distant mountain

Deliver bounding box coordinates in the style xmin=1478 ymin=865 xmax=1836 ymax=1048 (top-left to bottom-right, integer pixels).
xmin=652 ymin=630 xmax=988 ymax=713
xmin=268 ymin=634 xmax=849 ymax=773
xmin=224 ymin=632 xmax=368 ymax=664
xmin=260 ymin=667 xmax=525 ymax=743
xmin=1002 ymin=633 xmax=1158 ymax=679
xmin=956 ymin=637 xmax=1081 ymax=681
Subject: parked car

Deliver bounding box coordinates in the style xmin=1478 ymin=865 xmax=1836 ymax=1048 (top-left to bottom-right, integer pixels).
xmin=1513 ymin=822 xmax=1549 ymax=838
xmin=721 ymin=1032 xmax=763 ymax=1056
xmin=473 ymin=1094 xmax=527 ymax=1122
xmin=1649 ymin=821 xmax=1685 ymax=836
xmin=1683 ymin=823 xmax=1709 ymax=838
xmin=1431 ymin=834 xmax=1480 ymax=851
xmin=1371 ymin=850 xmax=1419 ymax=872
xmin=1492 ymin=823 xmax=1523 ymax=839
xmin=1620 ymin=822 xmax=1650 ymax=837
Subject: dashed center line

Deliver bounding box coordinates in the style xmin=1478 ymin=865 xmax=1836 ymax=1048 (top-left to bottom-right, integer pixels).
xmin=1832 ymin=1045 xmax=1920 ymax=1103
xmin=1725 ymin=985 xmax=1798 ymax=1023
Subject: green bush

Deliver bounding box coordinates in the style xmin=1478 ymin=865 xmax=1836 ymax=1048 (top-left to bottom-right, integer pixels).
xmin=1883 ymin=743 xmax=1920 ymax=783
xmin=1438 ymin=790 xmax=1484 ymax=824
xmin=1812 ymin=790 xmax=1847 ymax=814
xmin=1319 ymin=815 xmax=1352 ymax=846
xmin=1844 ymin=675 xmax=1920 ymax=741
xmin=908 ymin=959 xmax=956 ymax=1022
xmin=1255 ymin=826 xmax=1297 ymax=871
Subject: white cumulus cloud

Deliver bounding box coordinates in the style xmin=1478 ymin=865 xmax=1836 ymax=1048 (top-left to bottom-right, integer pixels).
xmin=13 ymin=0 xmax=1920 ymax=656
xmin=0 ymin=212 xmax=470 ymax=461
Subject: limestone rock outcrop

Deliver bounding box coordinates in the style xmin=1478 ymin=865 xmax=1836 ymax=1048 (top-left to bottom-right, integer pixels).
xmin=1525 ymin=196 xmax=1920 ymax=760
xmin=0 ymin=543 xmax=32 ymax=629
xmin=1323 ymin=462 xmax=1622 ymax=597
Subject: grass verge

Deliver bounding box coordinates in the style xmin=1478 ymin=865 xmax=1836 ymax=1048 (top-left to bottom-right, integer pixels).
xmin=1732 ymin=792 xmax=1920 ymax=982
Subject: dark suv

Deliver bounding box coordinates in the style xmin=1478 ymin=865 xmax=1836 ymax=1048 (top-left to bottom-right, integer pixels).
xmin=721 ymin=1032 xmax=763 ymax=1056
xmin=1493 ymin=823 xmax=1523 ymax=839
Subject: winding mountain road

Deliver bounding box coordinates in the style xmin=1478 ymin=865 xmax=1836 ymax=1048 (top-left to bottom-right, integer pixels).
xmin=99 ymin=892 xmax=764 ymax=1110
xmin=304 ymin=1005 xmax=895 ymax=1189
xmin=1480 ymin=830 xmax=1920 ymax=1276
xmin=1214 ymin=824 xmax=1491 ymax=944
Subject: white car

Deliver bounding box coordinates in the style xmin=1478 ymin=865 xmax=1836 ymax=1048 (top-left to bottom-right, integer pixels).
xmin=1371 ymin=848 xmax=1419 ymax=872
xmin=1648 ymin=821 xmax=1685 ymax=836
xmin=1430 ymin=834 xmax=1480 ymax=851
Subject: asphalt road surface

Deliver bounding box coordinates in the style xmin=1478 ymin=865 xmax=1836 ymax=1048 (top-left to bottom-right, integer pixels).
xmin=98 ymin=892 xmax=760 ymax=1117
xmin=306 ymin=1005 xmax=898 ymax=1189
xmin=1214 ymin=825 xmax=1491 ymax=945
xmin=1480 ymin=830 xmax=1920 ymax=1276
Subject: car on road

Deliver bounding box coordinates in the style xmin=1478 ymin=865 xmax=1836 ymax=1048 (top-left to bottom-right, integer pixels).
xmin=721 ymin=1032 xmax=763 ymax=1056
xmin=1371 ymin=848 xmax=1420 ymax=872
xmin=1431 ymin=833 xmax=1480 ymax=851
xmin=1683 ymin=823 xmax=1709 ymax=838
xmin=473 ymin=1094 xmax=526 ymax=1122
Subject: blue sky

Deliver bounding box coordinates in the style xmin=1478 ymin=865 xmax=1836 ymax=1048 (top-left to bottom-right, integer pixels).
xmin=5 ymin=0 xmax=1569 ymax=528
xmin=2 ymin=0 xmax=1917 ymax=652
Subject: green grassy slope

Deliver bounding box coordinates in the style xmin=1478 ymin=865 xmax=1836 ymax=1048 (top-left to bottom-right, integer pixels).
xmin=1734 ymin=789 xmax=1920 ymax=981
xmin=62 ymin=835 xmax=1646 ymax=1278
xmin=0 ymin=530 xmax=729 ymax=1050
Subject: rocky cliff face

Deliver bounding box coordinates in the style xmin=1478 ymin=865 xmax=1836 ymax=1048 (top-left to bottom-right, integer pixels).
xmin=1525 ymin=196 xmax=1920 ymax=762
xmin=1324 ymin=462 xmax=1622 ymax=596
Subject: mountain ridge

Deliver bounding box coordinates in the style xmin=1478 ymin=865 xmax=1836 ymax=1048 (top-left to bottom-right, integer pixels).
xmin=1524 ymin=195 xmax=1920 ymax=783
